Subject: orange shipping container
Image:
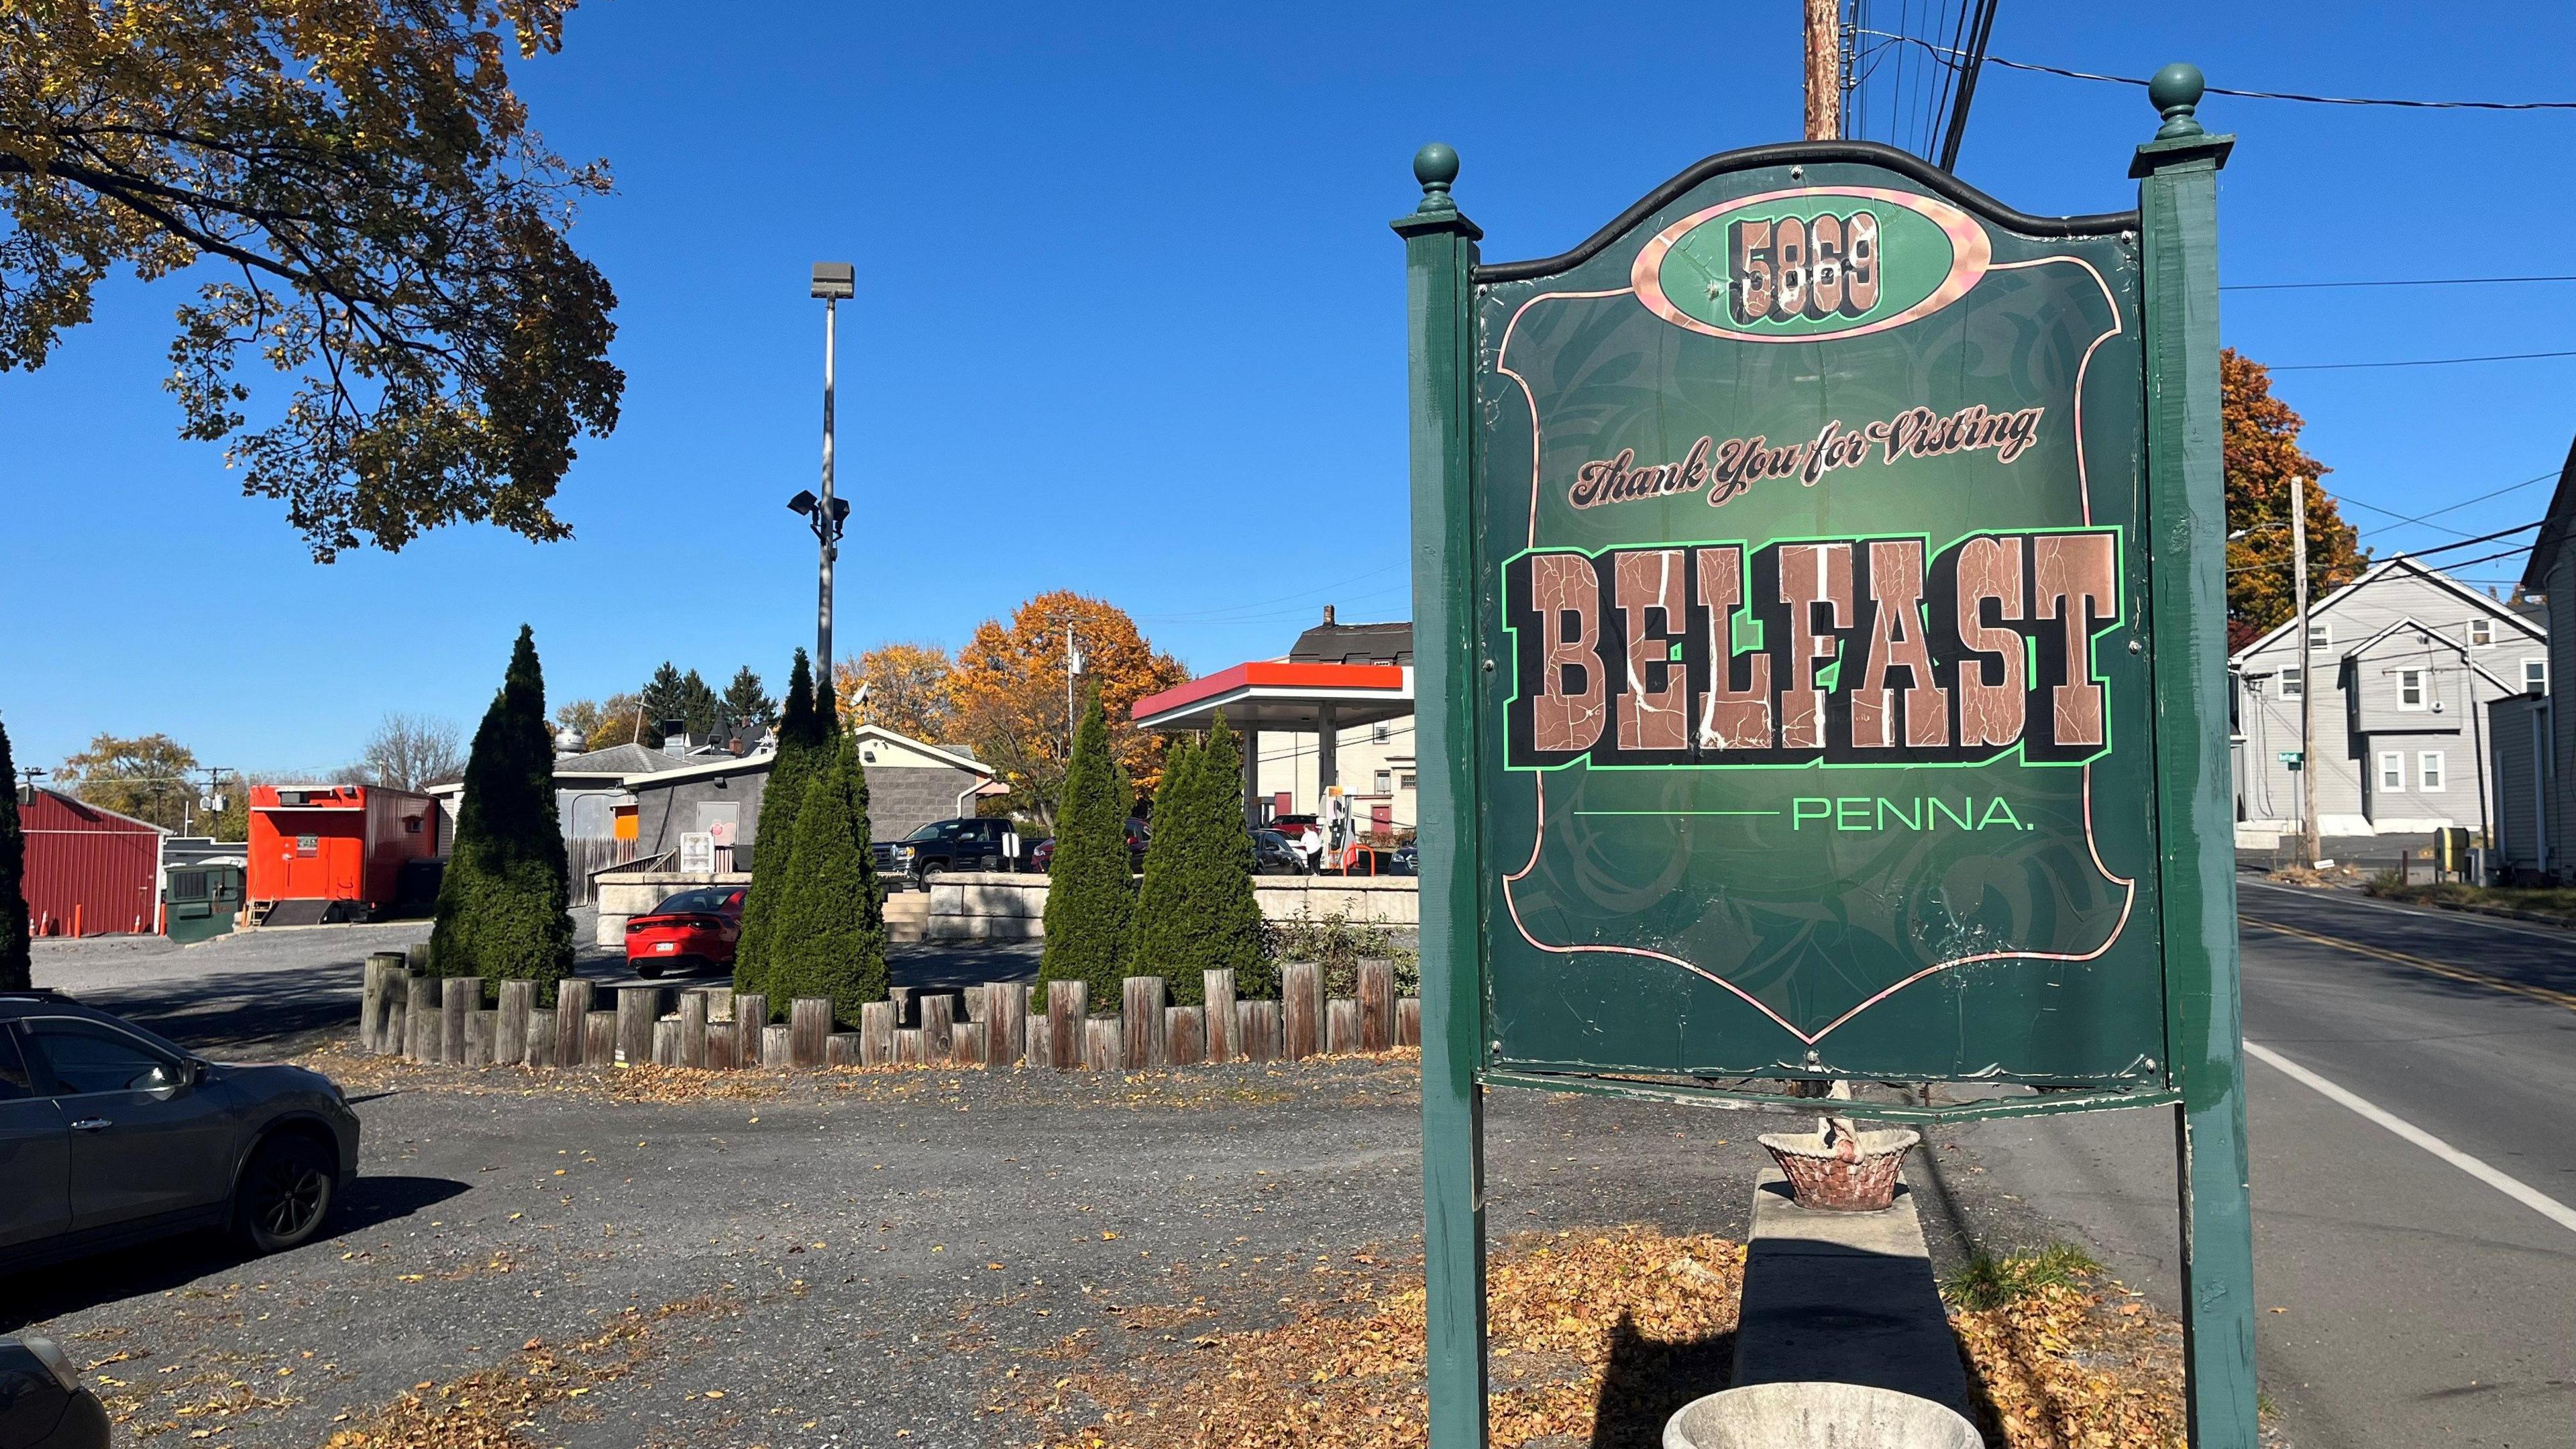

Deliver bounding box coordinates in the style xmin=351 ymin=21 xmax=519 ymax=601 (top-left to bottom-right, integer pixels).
xmin=246 ymin=784 xmax=439 ymax=913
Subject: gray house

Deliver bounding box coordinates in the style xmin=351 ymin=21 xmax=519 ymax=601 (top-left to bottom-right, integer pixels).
xmin=620 ymin=724 xmax=999 ymax=871
xmin=2489 ymin=436 xmax=2576 ymax=879
xmin=2233 ymin=555 xmax=2544 ymax=845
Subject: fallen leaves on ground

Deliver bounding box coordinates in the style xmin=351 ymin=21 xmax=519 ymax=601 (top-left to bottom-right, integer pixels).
xmin=317 ymin=1295 xmax=733 ymax=1448
xmin=1950 ymin=1275 xmax=2187 ymax=1449
xmin=1031 ymin=1230 xmax=2195 ymax=1449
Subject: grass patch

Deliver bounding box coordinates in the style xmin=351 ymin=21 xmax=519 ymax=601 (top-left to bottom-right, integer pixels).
xmin=1943 ymin=1244 xmax=2103 ymax=1311
xmin=2363 ymin=879 xmax=2576 ymax=920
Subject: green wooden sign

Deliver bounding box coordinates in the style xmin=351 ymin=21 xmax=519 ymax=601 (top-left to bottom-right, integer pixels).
xmin=1400 ymin=64 xmax=2257 ymax=1449
xmin=1477 ymin=157 xmax=2157 ymax=1089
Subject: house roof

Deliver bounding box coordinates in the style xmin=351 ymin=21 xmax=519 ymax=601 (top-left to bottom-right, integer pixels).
xmin=1288 ymin=621 xmax=1411 ymax=665
xmin=551 ymin=742 xmax=692 ymax=778
xmin=2336 ymin=614 xmax=2524 ymax=694
xmin=617 ymin=724 xmax=994 ymax=790
xmin=28 ymin=786 xmax=169 ymax=835
xmin=2230 ymin=553 xmax=2546 ymax=662
xmin=2518 ymin=433 xmax=2576 ymax=595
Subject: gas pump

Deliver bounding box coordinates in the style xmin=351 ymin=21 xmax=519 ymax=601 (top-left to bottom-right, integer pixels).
xmin=1322 ymin=787 xmax=1353 ymax=873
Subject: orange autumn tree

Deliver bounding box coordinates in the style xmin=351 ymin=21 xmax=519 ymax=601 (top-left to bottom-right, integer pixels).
xmin=951 ymin=592 xmax=1187 ymax=828
xmin=2223 ymin=348 xmax=2367 ymax=650
xmin=834 ymin=643 xmax=959 ymax=743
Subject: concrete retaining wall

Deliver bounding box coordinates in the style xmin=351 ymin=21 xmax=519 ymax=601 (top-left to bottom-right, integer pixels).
xmin=926 ymin=871 xmax=1417 ymax=941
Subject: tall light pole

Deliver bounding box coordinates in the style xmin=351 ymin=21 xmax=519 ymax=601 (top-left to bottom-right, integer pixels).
xmin=792 ymin=262 xmax=856 ymax=692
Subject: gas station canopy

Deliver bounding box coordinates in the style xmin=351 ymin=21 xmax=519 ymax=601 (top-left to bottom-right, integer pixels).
xmin=1130 ymin=661 xmax=1413 ymax=733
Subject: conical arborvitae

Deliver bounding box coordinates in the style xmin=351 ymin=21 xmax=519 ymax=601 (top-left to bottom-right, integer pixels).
xmin=1129 ymin=714 xmax=1270 ymax=1004
xmin=1038 ymin=684 xmax=1134 ymax=1009
xmin=733 ymin=649 xmax=824 ymax=1010
xmin=429 ymin=627 xmax=574 ymax=1003
xmin=0 ymin=714 xmax=31 ymax=991
xmin=763 ymin=732 xmax=888 ymax=1027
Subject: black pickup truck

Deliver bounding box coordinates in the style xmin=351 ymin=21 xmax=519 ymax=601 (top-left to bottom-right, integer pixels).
xmin=875 ymin=817 xmax=1024 ymax=888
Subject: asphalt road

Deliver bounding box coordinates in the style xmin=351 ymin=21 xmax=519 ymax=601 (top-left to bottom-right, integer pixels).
xmin=1936 ymin=879 xmax=2576 ymax=1448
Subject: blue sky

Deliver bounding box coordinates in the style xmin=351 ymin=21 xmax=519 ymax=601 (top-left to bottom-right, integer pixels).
xmin=4 ymin=2 xmax=2571 ymax=773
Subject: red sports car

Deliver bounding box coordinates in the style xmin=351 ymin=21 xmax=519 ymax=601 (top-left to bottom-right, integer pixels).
xmin=623 ymin=885 xmax=745 ymax=977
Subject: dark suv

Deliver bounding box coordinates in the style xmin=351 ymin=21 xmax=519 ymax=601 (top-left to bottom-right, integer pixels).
xmin=1 ymin=989 xmax=361 ymax=1274
xmin=877 ymin=817 xmax=1025 ymax=888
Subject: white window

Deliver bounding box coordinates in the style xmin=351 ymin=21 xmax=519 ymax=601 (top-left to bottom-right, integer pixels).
xmin=2470 ymin=616 xmax=2494 ymax=648
xmin=2418 ymin=751 xmax=2446 ymax=792
xmin=2277 ymin=666 xmax=2304 ymax=700
xmin=1373 ymin=769 xmax=1393 ymax=795
xmin=1398 ymin=773 xmax=1417 ymax=791
xmin=2306 ymin=621 xmax=2331 ymax=649
xmin=2526 ymin=658 xmax=2549 ymax=695
xmin=2377 ymin=752 xmax=2406 ymax=792
xmin=2398 ymin=669 xmax=2425 ymax=709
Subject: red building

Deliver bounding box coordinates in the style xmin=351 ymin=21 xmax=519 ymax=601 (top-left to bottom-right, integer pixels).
xmin=19 ymin=787 xmax=166 ymax=937
xmin=247 ymin=784 xmax=440 ymax=920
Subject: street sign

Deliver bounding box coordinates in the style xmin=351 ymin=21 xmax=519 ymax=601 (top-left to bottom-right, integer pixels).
xmin=1399 ymin=64 xmax=2252 ymax=1449
xmin=2277 ymin=749 xmax=2302 ymax=765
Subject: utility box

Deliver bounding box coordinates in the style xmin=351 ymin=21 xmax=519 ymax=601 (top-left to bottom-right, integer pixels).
xmin=247 ymin=784 xmax=440 ymax=923
xmin=164 ymin=861 xmax=244 ymax=944
xmin=2436 ymin=827 xmax=2473 ymax=880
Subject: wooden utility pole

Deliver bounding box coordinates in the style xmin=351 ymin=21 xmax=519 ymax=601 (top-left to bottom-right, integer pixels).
xmin=1804 ymin=0 xmax=1840 ymax=140
xmin=2294 ymin=475 xmax=2319 ymax=866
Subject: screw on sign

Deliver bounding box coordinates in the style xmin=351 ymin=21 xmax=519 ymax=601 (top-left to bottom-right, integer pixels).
xmin=1397 ymin=60 xmax=2257 ymax=1449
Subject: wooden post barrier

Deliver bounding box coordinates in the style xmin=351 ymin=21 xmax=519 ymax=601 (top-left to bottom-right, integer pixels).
xmin=733 ymin=994 xmax=767 ymax=1068
xmin=953 ymin=1022 xmax=985 ymax=1066
xmin=1358 ymin=961 xmax=1395 ymax=1052
xmin=1122 ymin=977 xmax=1167 ymax=1068
xmin=790 ymin=999 xmax=831 ymax=1067
xmin=496 ymin=980 xmax=534 ymax=1067
xmin=984 ymin=981 xmax=1027 ymax=1067
xmin=763 ymin=1024 xmax=791 ymax=1067
xmin=1328 ymin=998 xmax=1362 ymax=1055
xmin=407 ymin=941 xmax=432 ymax=976
xmin=441 ymin=977 xmax=475 ymax=1065
xmin=680 ymin=991 xmax=710 ymax=1069
xmin=922 ymin=994 xmax=955 ymax=1062
xmin=1240 ymin=1001 xmax=1281 ymax=1062
xmin=1047 ymin=981 xmax=1087 ymax=1070
xmin=702 ymin=986 xmax=733 ymax=1024
xmin=706 ymin=1020 xmax=735 ymax=1071
xmin=1083 ymin=1018 xmax=1119 ymax=1072
xmin=651 ymin=1018 xmax=679 ymax=1066
xmin=526 ymin=1010 xmax=558 ymax=1069
xmin=861 ymin=1001 xmax=895 ymax=1065
xmin=962 ymin=985 xmax=987 ymax=1024
xmin=555 ymin=979 xmax=594 ymax=1067
xmin=362 ymin=953 xmax=403 ymax=1051
xmin=406 ymin=976 xmax=437 ymax=1061
xmin=616 ymin=985 xmax=661 ymax=1065
xmin=585 ymin=1011 xmax=615 ymax=1067
xmin=896 ymin=1028 xmax=924 ymax=1065
xmin=1203 ymin=969 xmax=1237 ymax=1063
xmin=1167 ymin=1005 xmax=1204 ymax=1066
xmin=1281 ymin=963 xmax=1320 ymax=1061
xmin=1025 ymin=1014 xmax=1053 ymax=1068
xmin=826 ymin=1032 xmax=859 ymax=1067
xmin=889 ymin=985 xmax=915 ymax=1026
xmin=382 ymin=989 xmax=406 ymax=1060
xmin=1397 ymin=996 xmax=1421 ymax=1048
xmin=465 ymin=1009 xmax=495 ymax=1067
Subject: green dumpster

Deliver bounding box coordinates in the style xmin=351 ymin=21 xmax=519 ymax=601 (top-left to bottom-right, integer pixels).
xmin=164 ymin=861 xmax=244 ymax=944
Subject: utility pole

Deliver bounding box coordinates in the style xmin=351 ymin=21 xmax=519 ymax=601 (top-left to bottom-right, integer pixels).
xmin=796 ymin=262 xmax=856 ymax=688
xmin=2294 ymin=475 xmax=2319 ymax=867
xmin=1065 ymin=632 xmax=1085 ymax=754
xmin=1803 ymin=0 xmax=1840 ymax=140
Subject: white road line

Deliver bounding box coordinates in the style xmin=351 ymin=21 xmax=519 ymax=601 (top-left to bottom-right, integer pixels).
xmin=2245 ymin=1039 xmax=2576 ymax=1236
xmin=2238 ymin=878 xmax=2576 ymax=946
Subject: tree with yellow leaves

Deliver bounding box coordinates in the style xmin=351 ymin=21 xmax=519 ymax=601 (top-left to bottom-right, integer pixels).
xmin=0 ymin=0 xmax=621 ymax=559
xmin=835 ymin=643 xmax=959 ymax=743
xmin=951 ymin=592 xmax=1187 ymax=828
xmin=2223 ymin=349 xmax=2367 ymax=649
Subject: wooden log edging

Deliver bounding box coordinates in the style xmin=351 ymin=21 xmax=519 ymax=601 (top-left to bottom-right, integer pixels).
xmin=352 ymin=977 xmax=1419 ymax=1077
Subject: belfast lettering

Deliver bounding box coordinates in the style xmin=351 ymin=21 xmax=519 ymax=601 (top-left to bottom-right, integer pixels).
xmin=1503 ymin=529 xmax=2121 ymax=769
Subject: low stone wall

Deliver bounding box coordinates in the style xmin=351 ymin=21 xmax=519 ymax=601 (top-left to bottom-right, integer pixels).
xmin=926 ymin=871 xmax=1417 ymax=941
xmin=354 ymin=953 xmax=1420 ymax=1075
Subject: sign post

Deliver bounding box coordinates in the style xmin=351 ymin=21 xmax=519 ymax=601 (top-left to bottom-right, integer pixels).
xmin=1397 ymin=66 xmax=2254 ymax=1447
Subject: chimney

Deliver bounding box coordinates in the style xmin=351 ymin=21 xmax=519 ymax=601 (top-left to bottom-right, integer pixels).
xmin=660 ymin=720 xmax=688 ymax=758
xmin=1322 ymin=604 xmax=1336 ymax=627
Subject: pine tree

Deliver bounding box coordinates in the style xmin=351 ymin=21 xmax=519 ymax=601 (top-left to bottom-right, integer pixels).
xmin=429 ymin=627 xmax=574 ymax=1004
xmin=676 ymin=669 xmax=720 ymax=735
xmin=638 ymin=661 xmax=687 ymax=743
xmin=720 ymin=667 xmax=775 ymax=730
xmin=763 ymin=732 xmax=888 ymax=1028
xmin=1129 ymin=715 xmax=1270 ymax=1004
xmin=734 ymin=650 xmax=822 ymax=1010
xmin=1038 ymin=684 xmax=1134 ymax=1008
xmin=0 ymin=714 xmax=31 ymax=992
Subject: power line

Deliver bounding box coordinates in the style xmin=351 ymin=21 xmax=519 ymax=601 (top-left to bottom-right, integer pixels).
xmin=2226 ymin=520 xmax=2540 ymax=577
xmin=1855 ymin=31 xmax=2576 ymax=110
xmin=2346 ymin=470 xmax=2559 ymax=538
xmin=2224 ymin=274 xmax=2576 ymax=292
xmin=2271 ymin=349 xmax=2576 ymax=372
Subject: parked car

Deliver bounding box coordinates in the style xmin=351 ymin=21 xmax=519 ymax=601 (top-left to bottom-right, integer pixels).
xmin=0 ymin=1336 xmax=109 ymax=1449
xmin=0 ymin=989 xmax=360 ymax=1276
xmin=1391 ymin=840 xmax=1419 ymax=876
xmin=1251 ymin=828 xmax=1301 ymax=875
xmin=623 ymin=885 xmax=746 ymax=978
xmin=1025 ymin=819 xmax=1150 ymax=876
xmin=877 ymin=817 xmax=1025 ymax=888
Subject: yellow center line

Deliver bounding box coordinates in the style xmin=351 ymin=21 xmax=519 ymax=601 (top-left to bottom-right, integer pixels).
xmin=2241 ymin=914 xmax=2576 ymax=1013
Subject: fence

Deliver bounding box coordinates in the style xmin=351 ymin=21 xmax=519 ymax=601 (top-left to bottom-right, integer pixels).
xmin=356 ymin=949 xmax=1421 ymax=1074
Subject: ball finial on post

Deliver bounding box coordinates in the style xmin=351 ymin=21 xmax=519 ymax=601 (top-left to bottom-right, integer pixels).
xmin=2148 ymin=63 xmax=2206 ymax=140
xmin=1412 ymin=142 xmax=1460 ymax=214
